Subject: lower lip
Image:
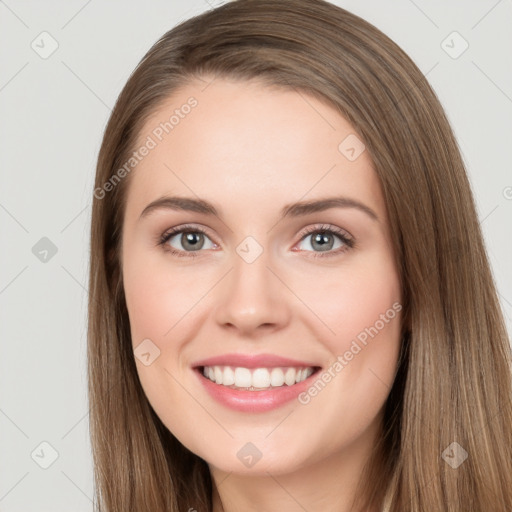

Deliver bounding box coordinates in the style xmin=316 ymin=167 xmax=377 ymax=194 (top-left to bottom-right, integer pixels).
xmin=193 ymin=367 xmax=320 ymax=413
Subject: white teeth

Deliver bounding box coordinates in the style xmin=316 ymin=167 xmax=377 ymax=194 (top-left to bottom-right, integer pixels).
xmin=270 ymin=368 xmax=285 ymax=387
xmin=201 ymin=365 xmax=316 ymax=390
xmin=252 ymin=368 xmax=270 ymax=388
xmin=234 ymin=367 xmax=252 ymax=387
xmin=285 ymin=367 xmax=296 ymax=386
xmin=223 ymin=366 xmax=235 ymax=386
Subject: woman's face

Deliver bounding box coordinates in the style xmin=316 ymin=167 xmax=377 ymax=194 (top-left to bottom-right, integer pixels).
xmin=121 ymin=77 xmax=403 ymax=476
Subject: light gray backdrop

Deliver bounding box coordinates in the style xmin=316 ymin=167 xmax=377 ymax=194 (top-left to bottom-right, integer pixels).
xmin=1 ymin=0 xmax=511 ymax=510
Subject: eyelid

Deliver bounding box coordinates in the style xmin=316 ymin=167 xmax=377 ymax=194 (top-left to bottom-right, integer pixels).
xmin=292 ymin=223 xmax=355 ymax=257
xmin=296 ymin=223 xmax=353 ymax=242
xmin=159 ymin=223 xmax=216 ymax=242
xmin=158 ymin=223 xmax=218 ymax=250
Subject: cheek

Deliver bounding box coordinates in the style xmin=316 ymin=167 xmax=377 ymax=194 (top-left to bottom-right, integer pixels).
xmin=122 ymin=245 xmax=199 ymax=345
xmin=293 ymin=258 xmax=402 ymax=429
xmin=122 ymin=249 xmax=201 ymax=421
xmin=292 ymin=255 xmax=402 ymax=351
xmin=291 ymin=253 xmax=402 ymax=403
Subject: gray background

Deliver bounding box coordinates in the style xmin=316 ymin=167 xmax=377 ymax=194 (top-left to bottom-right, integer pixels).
xmin=1 ymin=0 xmax=511 ymax=510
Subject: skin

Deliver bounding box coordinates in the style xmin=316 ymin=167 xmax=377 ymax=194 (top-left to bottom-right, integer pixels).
xmin=121 ymin=76 xmax=403 ymax=512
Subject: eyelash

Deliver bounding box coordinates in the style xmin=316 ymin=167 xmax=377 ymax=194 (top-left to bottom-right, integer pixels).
xmin=157 ymin=223 xmax=355 ymax=259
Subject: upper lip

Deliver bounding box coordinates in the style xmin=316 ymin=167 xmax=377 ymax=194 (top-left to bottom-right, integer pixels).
xmin=192 ymin=353 xmax=321 ymax=369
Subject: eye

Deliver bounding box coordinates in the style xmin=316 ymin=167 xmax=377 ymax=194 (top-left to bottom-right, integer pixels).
xmin=158 ymin=224 xmax=216 ymax=258
xmin=295 ymin=224 xmax=354 ymax=258
xmin=158 ymin=223 xmax=355 ymax=259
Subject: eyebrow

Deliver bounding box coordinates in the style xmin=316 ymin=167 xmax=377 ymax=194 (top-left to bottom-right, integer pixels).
xmin=138 ymin=195 xmax=379 ymax=222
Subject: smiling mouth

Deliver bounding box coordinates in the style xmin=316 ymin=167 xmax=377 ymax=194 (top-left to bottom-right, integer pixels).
xmin=196 ymin=365 xmax=322 ymax=391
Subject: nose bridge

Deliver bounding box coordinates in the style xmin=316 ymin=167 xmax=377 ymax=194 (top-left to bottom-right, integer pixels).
xmin=214 ymin=239 xmax=289 ymax=332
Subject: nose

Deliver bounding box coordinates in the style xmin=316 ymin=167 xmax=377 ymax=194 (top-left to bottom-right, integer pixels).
xmin=213 ymin=248 xmax=290 ymax=337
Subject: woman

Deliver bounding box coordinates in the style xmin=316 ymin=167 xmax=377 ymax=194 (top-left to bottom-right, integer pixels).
xmin=87 ymin=0 xmax=512 ymax=510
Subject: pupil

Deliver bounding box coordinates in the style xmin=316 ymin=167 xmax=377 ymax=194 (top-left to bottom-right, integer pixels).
xmin=182 ymin=232 xmax=203 ymax=251
xmin=313 ymin=232 xmax=333 ymax=251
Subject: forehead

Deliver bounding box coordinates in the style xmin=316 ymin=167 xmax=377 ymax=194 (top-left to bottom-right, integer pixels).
xmin=124 ymin=78 xmax=386 ymax=223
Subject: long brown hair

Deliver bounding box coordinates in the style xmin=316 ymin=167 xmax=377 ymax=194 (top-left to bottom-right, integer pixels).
xmin=87 ymin=0 xmax=512 ymax=510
